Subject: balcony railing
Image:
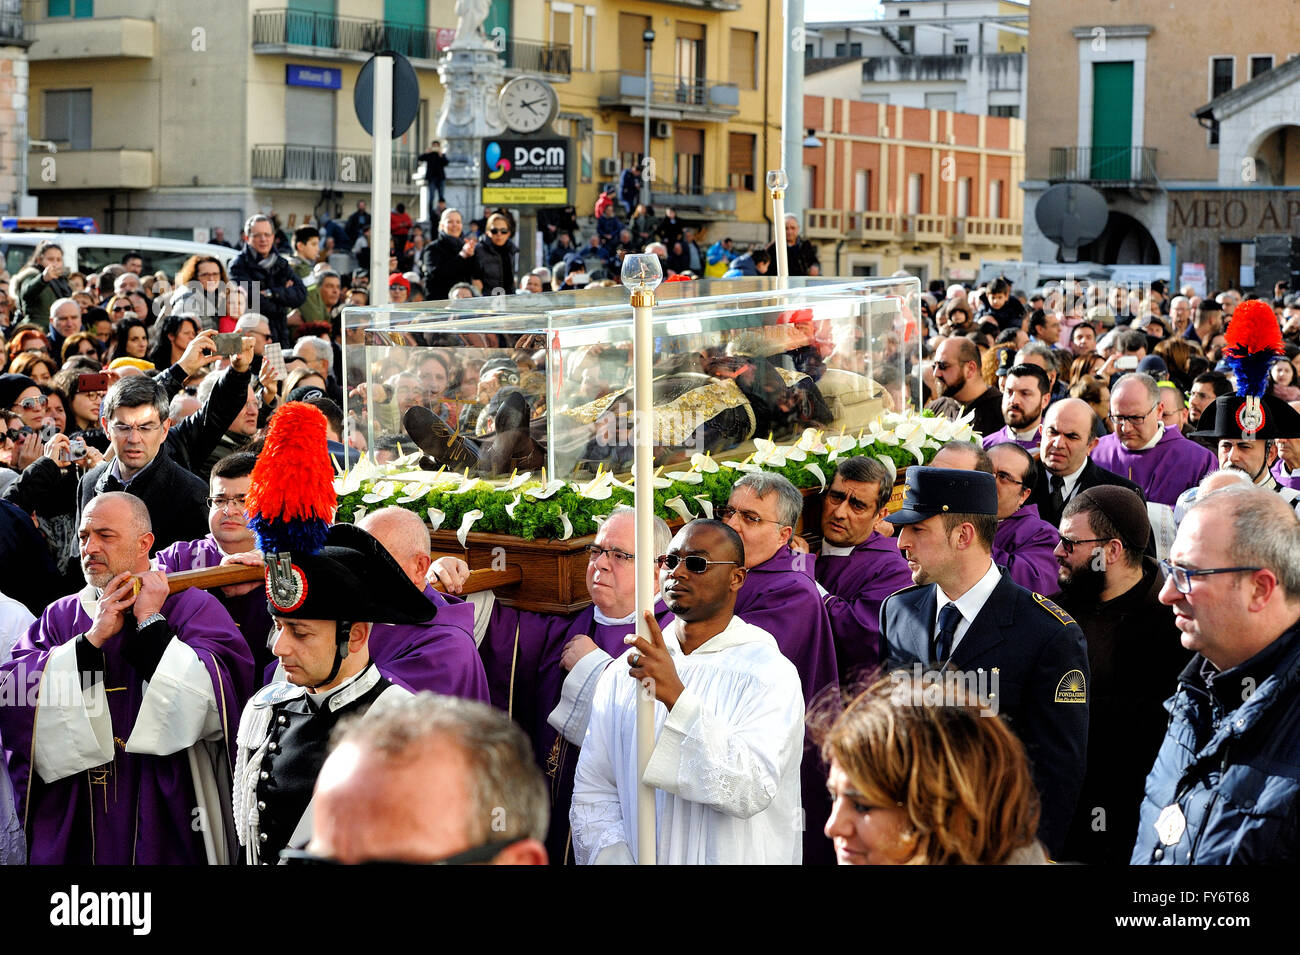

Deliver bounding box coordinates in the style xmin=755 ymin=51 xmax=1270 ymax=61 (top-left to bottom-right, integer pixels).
xmin=252 ymin=9 xmax=571 ymax=76
xmin=253 ymin=9 xmax=447 ymax=59
xmin=649 ymin=183 xmax=737 ymax=214
xmin=804 ymin=209 xmax=843 ymax=239
xmin=599 ymin=71 xmax=740 ymax=118
xmin=251 ymin=144 xmax=417 ymax=187
xmin=0 ymin=9 xmax=32 ymax=45
xmin=1049 ymin=146 xmax=1157 ymax=185
xmin=502 ymin=37 xmax=571 ymax=76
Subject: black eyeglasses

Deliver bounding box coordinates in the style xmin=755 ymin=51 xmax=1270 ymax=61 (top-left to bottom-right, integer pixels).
xmin=488 ymin=228 xmax=510 ymax=235
xmin=994 ymin=470 xmax=1028 ymax=489
xmin=1158 ymin=559 xmax=1263 ymax=595
xmin=826 ymin=488 xmax=875 ymax=515
xmin=585 ymin=544 xmax=634 ymax=563
xmin=716 ymin=505 xmax=788 ymax=528
xmin=1108 ymin=405 xmax=1157 ymax=427
xmin=1056 ymin=535 xmax=1111 ymax=556
xmin=655 ymin=554 xmax=739 ymax=574
xmin=280 ymin=839 xmax=518 ymax=866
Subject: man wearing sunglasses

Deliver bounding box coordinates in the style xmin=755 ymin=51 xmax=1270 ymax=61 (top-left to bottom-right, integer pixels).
xmin=807 ymin=456 xmax=912 ymax=685
xmin=881 ymin=466 xmax=1089 ymax=857
xmin=1134 ymin=486 xmax=1300 ymax=864
xmin=1052 ymin=486 xmax=1187 ymax=864
xmin=1090 ymin=372 xmax=1217 ymax=507
xmin=931 ymin=336 xmax=1004 ymax=440
xmin=435 ymin=505 xmax=675 ymax=864
xmin=721 ymin=471 xmax=838 ymax=864
xmin=572 ymin=519 xmax=804 ymax=864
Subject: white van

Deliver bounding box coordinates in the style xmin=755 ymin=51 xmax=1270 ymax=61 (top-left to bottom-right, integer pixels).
xmin=0 ymin=232 xmax=239 ymax=282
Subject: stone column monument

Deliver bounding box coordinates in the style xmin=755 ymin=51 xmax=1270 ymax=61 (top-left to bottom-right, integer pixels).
xmin=430 ymin=0 xmax=505 ymax=225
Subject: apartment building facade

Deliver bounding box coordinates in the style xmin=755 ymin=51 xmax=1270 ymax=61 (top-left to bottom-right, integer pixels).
xmin=802 ymin=93 xmax=1024 ymax=284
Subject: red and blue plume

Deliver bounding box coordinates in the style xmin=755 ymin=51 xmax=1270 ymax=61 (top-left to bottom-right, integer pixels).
xmin=246 ymin=402 xmax=336 ymax=555
xmin=1223 ymin=299 xmax=1284 ymax=398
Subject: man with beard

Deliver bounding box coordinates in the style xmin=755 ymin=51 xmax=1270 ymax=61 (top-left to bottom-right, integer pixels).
xmin=988 ymin=442 xmax=1060 ymax=595
xmin=931 ymin=337 xmax=1003 ymax=439
xmin=808 ymin=456 xmax=913 ymax=685
xmin=880 ymin=466 xmax=1089 ymax=857
xmin=1054 ymin=487 xmax=1188 ymax=864
xmin=981 ymin=363 xmax=1051 ymax=455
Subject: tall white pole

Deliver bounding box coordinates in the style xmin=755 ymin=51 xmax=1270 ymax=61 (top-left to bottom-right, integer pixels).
xmin=370 ymin=54 xmax=393 ymax=309
xmin=625 ymin=255 xmax=661 ymax=866
xmin=768 ymin=169 xmax=790 ymax=281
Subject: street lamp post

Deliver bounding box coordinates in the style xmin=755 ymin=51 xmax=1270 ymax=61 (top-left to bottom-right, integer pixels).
xmin=641 ymin=29 xmax=655 ymax=210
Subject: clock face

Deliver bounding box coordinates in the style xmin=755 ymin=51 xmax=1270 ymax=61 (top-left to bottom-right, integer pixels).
xmin=499 ymin=76 xmax=557 ymax=135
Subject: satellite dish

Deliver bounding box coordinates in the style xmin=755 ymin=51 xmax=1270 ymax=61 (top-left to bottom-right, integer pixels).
xmin=1035 ymin=183 xmax=1108 ymax=263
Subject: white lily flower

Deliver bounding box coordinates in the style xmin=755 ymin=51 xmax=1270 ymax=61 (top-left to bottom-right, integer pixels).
xmin=692 ymin=496 xmax=715 ymax=519
xmin=689 ymin=452 xmax=719 ymax=474
xmin=394 ymin=483 xmax=431 ymax=504
xmin=576 ymin=470 xmax=616 ymax=500
xmin=361 ymin=481 xmax=398 ymax=504
xmin=558 ymin=512 xmax=574 ymax=540
xmin=456 ymin=509 xmax=484 ymax=548
xmin=751 ymin=437 xmax=789 ymax=468
xmin=664 ymin=496 xmax=695 ymax=522
xmin=524 ymin=479 xmax=567 ymax=499
xmin=804 ymin=462 xmax=827 ymax=490
xmin=500 ymin=470 xmax=532 ymax=492
xmin=794 ymin=428 xmax=826 ymax=454
xmin=427 ymin=508 xmax=445 ymax=531
xmin=450 ymin=477 xmax=488 ymax=496
xmin=504 ymin=494 xmax=522 ymax=519
xmin=862 ymin=419 xmax=898 ymax=448
xmin=665 ymin=470 xmax=705 ymax=484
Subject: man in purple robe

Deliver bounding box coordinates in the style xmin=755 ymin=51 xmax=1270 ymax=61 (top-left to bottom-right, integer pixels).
xmin=1090 ymin=373 xmax=1217 ymax=507
xmin=981 ymin=363 xmax=1051 ymax=456
xmin=802 ymin=456 xmax=912 ymax=685
xmin=720 ymin=471 xmax=839 ymax=865
xmin=354 ymin=507 xmax=487 ymax=701
xmin=154 ymin=452 xmax=276 ymax=676
xmin=989 ymin=443 xmax=1061 ymax=595
xmin=447 ymin=505 xmax=674 ymax=864
xmin=1273 ymin=433 xmax=1300 ymax=489
xmin=0 ymin=492 xmax=254 ymax=864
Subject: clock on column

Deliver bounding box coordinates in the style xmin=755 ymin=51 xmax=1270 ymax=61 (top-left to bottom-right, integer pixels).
xmin=498 ymin=75 xmax=559 ymax=135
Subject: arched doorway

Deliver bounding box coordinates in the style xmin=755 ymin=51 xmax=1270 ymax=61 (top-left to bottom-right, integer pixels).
xmin=1250 ymin=125 xmax=1300 ymax=186
xmin=1068 ymin=211 xmax=1160 ymax=265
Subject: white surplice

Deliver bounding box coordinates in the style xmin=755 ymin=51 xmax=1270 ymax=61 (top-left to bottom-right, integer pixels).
xmin=570 ymin=614 xmax=805 ymax=865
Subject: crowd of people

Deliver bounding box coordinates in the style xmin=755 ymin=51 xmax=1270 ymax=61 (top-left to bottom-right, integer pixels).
xmin=2 ymin=199 xmax=1299 ymax=867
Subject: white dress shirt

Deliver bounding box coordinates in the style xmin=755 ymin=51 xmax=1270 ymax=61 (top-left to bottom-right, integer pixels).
xmin=933 ymin=559 xmax=1003 ymax=654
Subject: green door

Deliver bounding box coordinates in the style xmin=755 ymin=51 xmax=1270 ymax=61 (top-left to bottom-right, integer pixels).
xmin=287 ymin=0 xmax=334 ymax=48
xmin=1091 ymin=62 xmax=1134 ymax=180
xmin=385 ymin=0 xmax=426 ymax=58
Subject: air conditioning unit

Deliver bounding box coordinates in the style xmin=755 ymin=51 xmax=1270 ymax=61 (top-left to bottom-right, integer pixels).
xmin=598 ymin=156 xmax=618 ymax=176
xmin=653 ymin=120 xmax=672 ymax=139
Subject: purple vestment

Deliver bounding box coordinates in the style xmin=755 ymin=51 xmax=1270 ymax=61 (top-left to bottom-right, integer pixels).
xmin=813 ymin=532 xmax=913 ymax=685
xmin=981 ymin=424 xmax=1042 ymax=455
xmin=155 ymin=535 xmax=276 ymax=678
xmin=479 ymin=598 xmax=673 ymax=864
xmin=1090 ymin=426 xmax=1217 ymax=507
xmin=735 ymin=544 xmax=840 ymax=865
xmin=0 ymin=588 xmax=254 ymax=864
xmin=367 ymin=584 xmax=488 ymax=701
xmin=993 ymin=503 xmax=1061 ymax=596
xmin=1273 ymin=459 xmax=1300 ymax=490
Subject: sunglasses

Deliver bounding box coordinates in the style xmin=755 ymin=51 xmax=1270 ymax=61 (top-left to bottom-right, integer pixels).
xmin=655 ymin=554 xmax=740 ymax=574
xmin=488 ymin=228 xmax=510 ymax=235
xmin=16 ymin=395 xmax=48 ymax=410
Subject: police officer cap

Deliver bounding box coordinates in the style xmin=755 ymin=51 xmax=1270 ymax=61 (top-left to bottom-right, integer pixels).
xmin=266 ymin=523 xmax=435 ymax=625
xmin=885 ymin=465 xmax=997 ymax=526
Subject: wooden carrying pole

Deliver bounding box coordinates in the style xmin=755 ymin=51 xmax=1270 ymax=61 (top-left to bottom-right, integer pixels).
xmin=165 ymin=562 xmax=522 ymax=596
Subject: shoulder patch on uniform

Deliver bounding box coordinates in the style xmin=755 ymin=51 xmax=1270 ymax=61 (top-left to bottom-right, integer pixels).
xmin=252 ymin=680 xmax=304 ymax=708
xmin=1054 ymin=669 xmax=1087 ymax=703
xmin=1032 ymin=592 xmax=1076 ymax=627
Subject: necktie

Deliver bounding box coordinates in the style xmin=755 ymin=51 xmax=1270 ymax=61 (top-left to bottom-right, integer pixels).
xmin=933 ymin=603 xmax=961 ymax=663
xmin=1049 ymin=473 xmax=1065 ymax=519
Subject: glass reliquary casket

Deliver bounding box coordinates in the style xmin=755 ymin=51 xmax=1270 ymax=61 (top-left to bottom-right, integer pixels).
xmin=339 ymin=276 xmax=926 ymax=611
xmin=341 ymin=276 xmax=922 ymax=480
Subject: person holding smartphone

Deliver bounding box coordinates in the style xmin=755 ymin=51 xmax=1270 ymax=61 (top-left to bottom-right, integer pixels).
xmin=16 ymin=241 xmax=72 ymax=324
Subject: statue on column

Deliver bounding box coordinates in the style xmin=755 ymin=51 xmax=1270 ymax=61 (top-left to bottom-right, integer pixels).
xmin=452 ymin=0 xmax=495 ymax=50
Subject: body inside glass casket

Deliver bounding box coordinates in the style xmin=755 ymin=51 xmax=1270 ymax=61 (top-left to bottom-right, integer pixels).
xmin=341 ymin=276 xmax=922 ymax=481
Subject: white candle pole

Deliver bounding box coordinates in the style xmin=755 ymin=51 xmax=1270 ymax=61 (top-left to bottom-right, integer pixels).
xmin=622 ymin=253 xmax=663 ymax=865
xmin=767 ymin=169 xmax=790 ymax=282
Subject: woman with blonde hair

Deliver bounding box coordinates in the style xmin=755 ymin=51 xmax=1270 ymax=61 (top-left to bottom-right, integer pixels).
xmin=816 ymin=673 xmax=1048 ymax=865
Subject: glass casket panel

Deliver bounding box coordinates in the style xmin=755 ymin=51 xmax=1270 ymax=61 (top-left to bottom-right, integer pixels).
xmin=341 ymin=277 xmax=922 ymax=480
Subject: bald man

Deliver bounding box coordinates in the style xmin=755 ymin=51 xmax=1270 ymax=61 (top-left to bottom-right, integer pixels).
xmin=0 ymin=492 xmax=254 ymax=863
xmin=1028 ymin=398 xmax=1144 ymax=529
xmin=332 ymin=507 xmax=488 ymax=701
xmin=1090 ymin=373 xmax=1217 ymax=507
